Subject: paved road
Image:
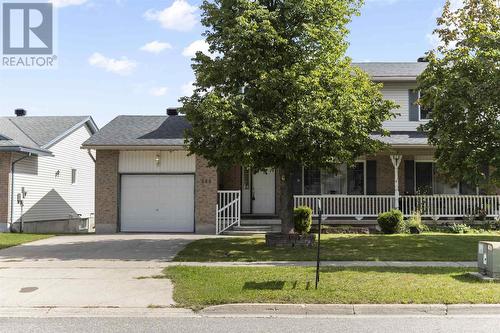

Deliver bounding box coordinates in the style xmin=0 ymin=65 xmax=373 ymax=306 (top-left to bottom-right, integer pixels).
xmin=0 ymin=234 xmax=209 ymax=308
xmin=2 ymin=316 xmax=500 ymax=333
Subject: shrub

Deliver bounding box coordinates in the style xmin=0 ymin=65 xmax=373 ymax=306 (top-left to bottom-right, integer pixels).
xmin=448 ymin=223 xmax=471 ymax=234
xmin=293 ymin=206 xmax=312 ymax=234
xmin=406 ymin=211 xmax=429 ymax=234
xmin=377 ymin=209 xmax=404 ymax=234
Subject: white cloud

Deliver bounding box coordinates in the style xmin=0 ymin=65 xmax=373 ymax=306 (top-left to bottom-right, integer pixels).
xmin=182 ymin=39 xmax=209 ymax=58
xmin=88 ymin=53 xmax=137 ymax=76
xmin=50 ymin=0 xmax=88 ymax=7
xmin=365 ymin=0 xmax=400 ymax=4
xmin=181 ymin=81 xmax=195 ymax=96
xmin=144 ymin=0 xmax=198 ymax=32
xmin=149 ymin=86 xmax=168 ymax=96
xmin=140 ymin=41 xmax=172 ymax=54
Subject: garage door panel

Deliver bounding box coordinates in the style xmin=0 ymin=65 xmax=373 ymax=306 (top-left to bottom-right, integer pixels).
xmin=120 ymin=175 xmax=194 ymax=232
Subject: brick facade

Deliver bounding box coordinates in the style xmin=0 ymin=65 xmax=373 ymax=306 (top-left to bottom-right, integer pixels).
xmin=95 ymin=150 xmax=119 ymax=233
xmin=0 ymin=152 xmax=12 ymax=229
xmin=195 ymin=156 xmax=218 ymax=233
xmin=219 ymin=165 xmax=241 ymax=190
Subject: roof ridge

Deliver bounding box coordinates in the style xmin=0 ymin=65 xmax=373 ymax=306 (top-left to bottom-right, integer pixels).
xmin=7 ymin=118 xmax=39 ymax=147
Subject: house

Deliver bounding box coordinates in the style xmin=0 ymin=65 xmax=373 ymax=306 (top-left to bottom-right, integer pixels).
xmin=83 ymin=62 xmax=500 ymax=234
xmin=0 ymin=110 xmax=98 ymax=233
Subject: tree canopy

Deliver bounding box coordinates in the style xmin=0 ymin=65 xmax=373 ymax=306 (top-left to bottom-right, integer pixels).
xmin=180 ymin=0 xmax=396 ymax=230
xmin=418 ymin=0 xmax=500 ymax=189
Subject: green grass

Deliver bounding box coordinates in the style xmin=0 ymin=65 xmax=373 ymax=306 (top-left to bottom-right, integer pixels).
xmin=0 ymin=233 xmax=53 ymax=250
xmin=175 ymin=233 xmax=500 ymax=262
xmin=165 ymin=266 xmax=500 ymax=309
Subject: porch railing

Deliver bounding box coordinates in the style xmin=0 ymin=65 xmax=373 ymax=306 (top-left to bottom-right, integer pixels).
xmin=216 ymin=191 xmax=241 ymax=234
xmin=294 ymin=195 xmax=396 ymax=218
xmin=294 ymin=195 xmax=500 ymax=219
xmin=400 ymin=195 xmax=500 ymax=218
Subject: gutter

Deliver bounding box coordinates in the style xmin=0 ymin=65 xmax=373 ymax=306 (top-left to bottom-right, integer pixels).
xmin=9 ymin=154 xmax=31 ymax=233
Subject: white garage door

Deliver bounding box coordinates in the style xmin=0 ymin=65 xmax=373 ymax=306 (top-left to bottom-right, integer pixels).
xmin=120 ymin=175 xmax=195 ymax=232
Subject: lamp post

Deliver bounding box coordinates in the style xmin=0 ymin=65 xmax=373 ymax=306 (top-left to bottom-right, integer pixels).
xmin=315 ymin=198 xmax=322 ymax=289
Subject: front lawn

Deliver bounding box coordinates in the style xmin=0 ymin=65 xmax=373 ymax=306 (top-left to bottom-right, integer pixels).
xmin=175 ymin=233 xmax=500 ymax=262
xmin=165 ymin=266 xmax=500 ymax=309
xmin=0 ymin=233 xmax=53 ymax=250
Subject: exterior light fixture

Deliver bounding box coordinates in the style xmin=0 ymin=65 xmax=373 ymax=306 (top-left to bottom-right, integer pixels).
xmin=155 ymin=153 xmax=161 ymax=166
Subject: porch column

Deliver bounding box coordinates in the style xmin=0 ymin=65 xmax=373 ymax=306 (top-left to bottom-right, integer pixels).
xmin=390 ymin=155 xmax=402 ymax=209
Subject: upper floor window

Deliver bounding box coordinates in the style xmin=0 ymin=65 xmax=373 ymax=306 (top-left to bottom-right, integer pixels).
xmin=71 ymin=169 xmax=77 ymax=184
xmin=418 ymin=91 xmax=432 ymax=120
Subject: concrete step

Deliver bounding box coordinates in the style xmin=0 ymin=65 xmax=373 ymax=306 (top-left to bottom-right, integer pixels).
xmin=240 ymin=219 xmax=282 ymax=225
xmin=222 ymin=230 xmax=270 ymax=236
xmin=233 ymin=225 xmax=272 ymax=231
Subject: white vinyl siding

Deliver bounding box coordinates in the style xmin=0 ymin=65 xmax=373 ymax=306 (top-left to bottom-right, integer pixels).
xmin=11 ymin=125 xmax=95 ymax=223
xmin=119 ymin=150 xmax=195 ymax=174
xmin=380 ymin=82 xmax=428 ymax=131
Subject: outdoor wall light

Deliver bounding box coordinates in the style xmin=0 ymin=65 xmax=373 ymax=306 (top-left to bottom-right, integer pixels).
xmin=155 ymin=153 xmax=161 ymax=166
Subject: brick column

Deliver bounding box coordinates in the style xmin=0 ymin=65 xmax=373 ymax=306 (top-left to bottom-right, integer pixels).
xmin=0 ymin=152 xmax=12 ymax=231
xmin=195 ymin=156 xmax=218 ymax=234
xmin=95 ymin=150 xmax=119 ymax=234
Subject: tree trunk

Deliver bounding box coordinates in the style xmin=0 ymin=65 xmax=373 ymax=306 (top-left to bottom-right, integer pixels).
xmin=277 ymin=167 xmax=295 ymax=234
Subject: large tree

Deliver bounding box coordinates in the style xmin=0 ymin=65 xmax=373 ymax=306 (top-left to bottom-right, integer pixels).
xmin=181 ymin=0 xmax=395 ymax=233
xmin=418 ymin=0 xmax=500 ymax=189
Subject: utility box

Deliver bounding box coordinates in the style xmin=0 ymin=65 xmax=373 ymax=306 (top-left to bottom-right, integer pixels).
xmin=478 ymin=241 xmax=500 ymax=278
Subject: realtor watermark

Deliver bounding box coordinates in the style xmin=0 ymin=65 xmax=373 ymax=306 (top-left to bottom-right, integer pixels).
xmin=1 ymin=1 xmax=57 ymax=69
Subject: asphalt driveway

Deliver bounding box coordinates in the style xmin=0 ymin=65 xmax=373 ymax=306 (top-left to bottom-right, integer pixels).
xmin=0 ymin=234 xmax=210 ymax=309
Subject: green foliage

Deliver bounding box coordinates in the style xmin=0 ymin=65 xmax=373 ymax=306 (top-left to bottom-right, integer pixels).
xmin=377 ymin=209 xmax=404 ymax=234
xmin=418 ymin=0 xmax=500 ymax=188
xmin=448 ymin=223 xmax=472 ymax=234
xmin=180 ymin=0 xmax=396 ymax=173
xmin=293 ymin=206 xmax=312 ymax=234
xmin=398 ymin=211 xmax=429 ymax=234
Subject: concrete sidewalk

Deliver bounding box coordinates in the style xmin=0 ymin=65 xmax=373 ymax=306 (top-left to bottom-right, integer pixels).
xmin=167 ymin=261 xmax=477 ymax=267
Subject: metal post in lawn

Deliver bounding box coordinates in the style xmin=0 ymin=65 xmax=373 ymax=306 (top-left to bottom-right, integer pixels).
xmin=315 ymin=199 xmax=322 ymax=290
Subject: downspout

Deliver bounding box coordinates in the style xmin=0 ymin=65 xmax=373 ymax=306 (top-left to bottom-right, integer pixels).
xmin=87 ymin=149 xmax=96 ymax=163
xmin=9 ymin=154 xmax=30 ymax=233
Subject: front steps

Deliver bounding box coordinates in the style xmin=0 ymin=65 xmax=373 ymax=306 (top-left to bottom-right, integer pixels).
xmin=221 ymin=218 xmax=282 ymax=235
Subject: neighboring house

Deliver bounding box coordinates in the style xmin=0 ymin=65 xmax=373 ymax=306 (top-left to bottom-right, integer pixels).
xmin=0 ymin=110 xmax=98 ymax=233
xmin=83 ymin=62 xmax=500 ymax=235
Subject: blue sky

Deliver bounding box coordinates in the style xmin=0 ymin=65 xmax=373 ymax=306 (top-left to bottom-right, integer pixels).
xmin=0 ymin=0 xmax=449 ymax=127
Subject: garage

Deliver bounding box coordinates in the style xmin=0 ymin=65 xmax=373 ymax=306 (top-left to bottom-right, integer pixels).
xmin=120 ymin=174 xmax=195 ymax=232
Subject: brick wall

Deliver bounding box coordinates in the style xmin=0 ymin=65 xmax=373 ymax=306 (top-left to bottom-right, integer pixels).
xmin=0 ymin=152 xmax=12 ymax=228
xmin=195 ymin=156 xmax=218 ymax=233
xmin=95 ymin=150 xmax=119 ymax=233
xmin=373 ymin=155 xmax=406 ymax=195
xmin=219 ymin=165 xmax=241 ymax=190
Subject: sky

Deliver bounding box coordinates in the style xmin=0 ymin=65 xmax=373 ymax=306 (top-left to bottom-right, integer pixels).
xmin=0 ymin=0 xmax=453 ymax=127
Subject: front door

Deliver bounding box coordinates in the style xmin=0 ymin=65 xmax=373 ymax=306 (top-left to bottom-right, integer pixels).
xmin=241 ymin=168 xmax=276 ymax=214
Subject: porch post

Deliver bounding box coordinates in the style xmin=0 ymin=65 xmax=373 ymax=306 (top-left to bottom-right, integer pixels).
xmin=390 ymin=155 xmax=403 ymax=209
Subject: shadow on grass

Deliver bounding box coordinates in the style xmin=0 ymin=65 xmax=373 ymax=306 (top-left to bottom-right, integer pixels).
xmin=243 ymin=281 xmax=285 ymax=290
xmin=451 ymin=272 xmax=500 ymax=284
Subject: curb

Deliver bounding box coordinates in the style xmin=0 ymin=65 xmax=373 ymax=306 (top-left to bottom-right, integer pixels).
xmin=0 ymin=307 xmax=195 ymax=318
xmin=200 ymin=303 xmax=500 ymax=316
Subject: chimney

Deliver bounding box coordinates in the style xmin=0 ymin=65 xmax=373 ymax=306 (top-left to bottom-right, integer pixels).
xmin=167 ymin=107 xmax=179 ymax=116
xmin=15 ymin=108 xmax=27 ymax=117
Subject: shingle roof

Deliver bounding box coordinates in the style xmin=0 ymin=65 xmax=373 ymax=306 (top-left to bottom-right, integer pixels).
xmin=371 ymin=131 xmax=429 ymax=146
xmin=0 ymin=116 xmax=97 ymax=155
xmin=82 ymin=115 xmax=191 ymax=147
xmin=354 ymin=62 xmax=427 ymax=80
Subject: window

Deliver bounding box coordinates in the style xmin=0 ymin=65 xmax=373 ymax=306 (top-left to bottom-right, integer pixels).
xmin=302 ymin=163 xmax=365 ymax=195
xmin=418 ymin=91 xmax=432 ymax=120
xmin=414 ymin=161 xmax=458 ymax=194
xmin=71 ymin=169 xmax=77 ymax=184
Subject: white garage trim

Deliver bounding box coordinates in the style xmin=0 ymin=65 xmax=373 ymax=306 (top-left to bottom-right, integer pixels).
xmin=119 ymin=174 xmax=195 ymax=233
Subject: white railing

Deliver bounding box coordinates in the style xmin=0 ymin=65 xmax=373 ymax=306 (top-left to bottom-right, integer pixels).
xmin=401 ymin=195 xmax=500 ymax=218
xmin=294 ymin=195 xmax=396 ymax=218
xmin=294 ymin=195 xmax=500 ymax=219
xmin=216 ymin=191 xmax=241 ymax=234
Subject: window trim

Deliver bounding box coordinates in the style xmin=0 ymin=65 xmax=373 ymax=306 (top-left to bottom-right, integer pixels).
xmin=418 ymin=90 xmax=431 ymax=121
xmin=71 ymin=168 xmax=77 ymax=185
